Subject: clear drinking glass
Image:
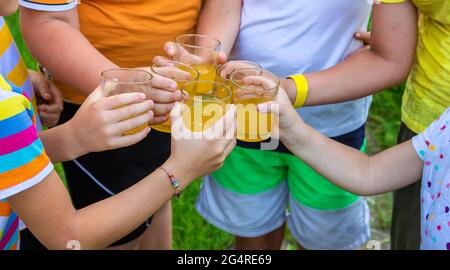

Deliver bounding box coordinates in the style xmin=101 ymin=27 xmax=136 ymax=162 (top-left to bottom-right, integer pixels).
xmin=150 ymin=60 xmax=199 ymax=133
xmin=230 ymin=68 xmax=279 ymax=142
xmin=174 ymin=34 xmax=221 ymax=93
xmin=101 ymin=68 xmax=153 ymax=135
xmin=181 ymin=81 xmax=232 ymax=133
xmin=216 ymin=60 xmax=262 ymax=86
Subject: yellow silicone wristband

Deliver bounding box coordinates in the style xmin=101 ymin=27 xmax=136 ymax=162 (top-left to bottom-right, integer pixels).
xmin=288 ymin=74 xmax=309 ymax=108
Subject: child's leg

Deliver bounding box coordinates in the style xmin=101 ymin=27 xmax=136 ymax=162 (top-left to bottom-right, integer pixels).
xmin=195 ymin=146 xmax=288 ymax=250
xmin=390 ymin=123 xmax=421 ymax=250
xmin=137 ymin=202 xmax=172 ymax=250
xmin=235 ymin=223 xmax=286 ymax=250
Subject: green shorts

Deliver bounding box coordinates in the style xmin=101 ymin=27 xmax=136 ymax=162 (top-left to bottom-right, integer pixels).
xmin=211 ymin=128 xmax=366 ymax=210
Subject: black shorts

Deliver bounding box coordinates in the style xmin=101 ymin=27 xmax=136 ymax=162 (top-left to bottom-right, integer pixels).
xmin=20 ymin=102 xmax=171 ymax=249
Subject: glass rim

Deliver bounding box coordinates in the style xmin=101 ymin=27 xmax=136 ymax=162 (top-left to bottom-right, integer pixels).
xmin=181 ymin=80 xmax=232 ymax=102
xmin=151 ymin=61 xmax=200 ymax=81
xmin=217 ymin=61 xmax=263 ymax=80
xmin=101 ymin=68 xmax=153 ymax=85
xmin=230 ymin=68 xmax=280 ymax=92
xmin=176 ymin=34 xmax=222 ymax=50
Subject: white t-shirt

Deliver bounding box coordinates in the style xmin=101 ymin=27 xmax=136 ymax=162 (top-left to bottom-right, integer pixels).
xmin=412 ymin=108 xmax=450 ymax=250
xmin=232 ymin=0 xmax=372 ymax=137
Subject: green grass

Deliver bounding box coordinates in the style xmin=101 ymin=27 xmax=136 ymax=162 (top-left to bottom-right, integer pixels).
xmin=5 ymin=12 xmax=401 ymax=249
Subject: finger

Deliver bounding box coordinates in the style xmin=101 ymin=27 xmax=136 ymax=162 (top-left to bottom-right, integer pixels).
xmin=100 ymin=92 xmax=147 ymax=110
xmin=164 ymin=42 xmax=176 ymax=57
xmin=257 ymin=101 xmax=279 ymax=114
xmin=85 ymin=86 xmax=106 ymax=104
xmin=33 ymin=77 xmax=52 ymax=101
xmin=148 ymin=115 xmax=168 ymax=125
xmin=49 ymin=83 xmax=64 ymax=105
xmin=153 ymin=56 xmax=171 ymax=65
xmin=152 ymin=89 xmax=182 ymax=103
xmin=169 ymin=102 xmax=182 ymax=124
xmin=354 ymin=31 xmax=371 ymax=45
xmin=217 ymin=51 xmax=228 ymax=65
xmin=154 ymin=102 xmax=176 ymax=116
xmin=112 ymin=110 xmax=153 ymax=135
xmin=39 ymin=104 xmax=63 ymax=114
xmin=243 ymin=76 xmax=277 ymax=90
xmin=38 ymin=112 xmax=60 ymax=127
xmin=108 ymin=100 xmax=153 ymax=122
xmin=111 ymin=126 xmax=151 ymax=149
xmin=151 ymin=73 xmax=178 ymax=91
xmin=223 ymin=137 xmax=237 ymax=157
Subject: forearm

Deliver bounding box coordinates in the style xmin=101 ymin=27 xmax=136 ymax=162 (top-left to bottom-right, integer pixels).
xmin=39 ymin=123 xmax=85 ymax=163
xmin=282 ymin=2 xmax=418 ymax=106
xmin=286 ymin=123 xmax=422 ymax=196
xmin=20 ymin=8 xmax=117 ymax=96
xmin=12 ymin=160 xmax=196 ymax=250
xmin=71 ymin=160 xmax=189 ymax=249
xmin=197 ymin=0 xmax=242 ymax=55
xmin=304 ymin=49 xmax=408 ymax=106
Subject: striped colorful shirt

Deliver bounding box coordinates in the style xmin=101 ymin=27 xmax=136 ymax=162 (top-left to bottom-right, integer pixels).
xmin=0 ymin=17 xmax=41 ymax=131
xmin=0 ymin=75 xmax=53 ymax=250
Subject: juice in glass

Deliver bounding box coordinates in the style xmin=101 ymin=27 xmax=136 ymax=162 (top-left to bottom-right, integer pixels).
xmin=101 ymin=68 xmax=153 ymax=135
xmin=230 ymin=68 xmax=279 ymax=142
xmin=151 ymin=61 xmax=199 ymax=133
xmin=181 ymin=81 xmax=231 ymax=133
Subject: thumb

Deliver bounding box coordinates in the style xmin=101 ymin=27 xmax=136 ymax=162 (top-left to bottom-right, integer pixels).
xmin=33 ymin=77 xmax=52 ymax=101
xmin=84 ymin=85 xmax=105 ymax=104
xmin=257 ymin=101 xmax=279 ymax=115
xmin=164 ymin=42 xmax=177 ymax=57
xmin=170 ymin=102 xmax=182 ymax=123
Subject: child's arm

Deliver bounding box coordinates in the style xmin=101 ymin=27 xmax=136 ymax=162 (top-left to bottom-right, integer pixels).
xmin=39 ymin=88 xmax=153 ymax=163
xmin=281 ymin=1 xmax=418 ymax=106
xmin=8 ymin=104 xmax=237 ymax=250
xmin=20 ymin=6 xmax=180 ymax=122
xmin=197 ymin=0 xmax=242 ymax=56
xmin=259 ymin=88 xmax=423 ymax=196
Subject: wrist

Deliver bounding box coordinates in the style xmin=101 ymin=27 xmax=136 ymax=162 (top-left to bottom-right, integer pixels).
xmin=287 ymin=74 xmax=309 ymax=108
xmin=61 ymin=121 xmax=88 ymax=160
xmin=161 ymin=158 xmax=196 ymax=191
xmin=280 ymin=78 xmax=297 ymax=104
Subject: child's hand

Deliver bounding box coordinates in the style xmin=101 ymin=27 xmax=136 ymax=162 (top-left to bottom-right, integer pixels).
xmin=29 ymin=70 xmax=63 ymax=128
xmin=137 ymin=67 xmax=182 ymax=125
xmin=167 ymin=102 xmax=237 ymax=183
xmin=257 ymin=84 xmax=305 ymax=145
xmin=153 ymin=41 xmax=228 ymax=65
xmin=346 ymin=31 xmax=371 ymax=59
xmin=65 ymin=86 xmax=153 ymax=157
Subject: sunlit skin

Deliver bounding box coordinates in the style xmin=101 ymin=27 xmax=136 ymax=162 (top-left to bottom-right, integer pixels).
xmin=0 ymin=0 xmax=18 ymax=16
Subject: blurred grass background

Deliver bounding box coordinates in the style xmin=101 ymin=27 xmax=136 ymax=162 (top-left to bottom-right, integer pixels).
xmin=5 ymin=12 xmax=402 ymax=250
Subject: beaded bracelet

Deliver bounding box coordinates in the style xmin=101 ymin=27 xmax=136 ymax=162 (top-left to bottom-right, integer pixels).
xmin=158 ymin=167 xmax=182 ymax=199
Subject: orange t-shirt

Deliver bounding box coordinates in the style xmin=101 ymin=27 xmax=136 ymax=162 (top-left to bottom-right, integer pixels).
xmin=20 ymin=0 xmax=203 ymax=104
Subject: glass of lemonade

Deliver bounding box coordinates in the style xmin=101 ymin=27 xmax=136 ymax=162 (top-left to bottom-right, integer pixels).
xmin=151 ymin=60 xmax=199 ymax=133
xmin=101 ymin=68 xmax=153 ymax=135
xmin=216 ymin=60 xmax=262 ymax=86
xmin=230 ymin=68 xmax=279 ymax=142
xmin=181 ymin=81 xmax=232 ymax=133
xmin=174 ymin=34 xmax=221 ymax=93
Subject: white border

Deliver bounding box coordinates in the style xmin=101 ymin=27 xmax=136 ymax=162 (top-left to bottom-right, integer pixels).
xmin=0 ymin=163 xmax=53 ymax=200
xmin=19 ymin=0 xmax=78 ymax=12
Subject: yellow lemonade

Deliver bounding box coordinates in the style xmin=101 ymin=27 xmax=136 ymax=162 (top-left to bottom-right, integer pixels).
xmin=182 ymin=95 xmax=228 ymax=132
xmin=151 ymin=64 xmax=199 ymax=133
xmin=192 ymin=64 xmax=217 ymax=92
xmin=236 ymin=97 xmax=273 ymax=142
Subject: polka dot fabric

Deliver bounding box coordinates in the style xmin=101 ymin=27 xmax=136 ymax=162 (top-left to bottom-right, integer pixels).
xmin=412 ymin=108 xmax=450 ymax=250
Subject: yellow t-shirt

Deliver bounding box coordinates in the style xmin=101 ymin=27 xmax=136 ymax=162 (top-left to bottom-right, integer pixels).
xmin=380 ymin=0 xmax=450 ymax=133
xmin=20 ymin=0 xmax=203 ymax=104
